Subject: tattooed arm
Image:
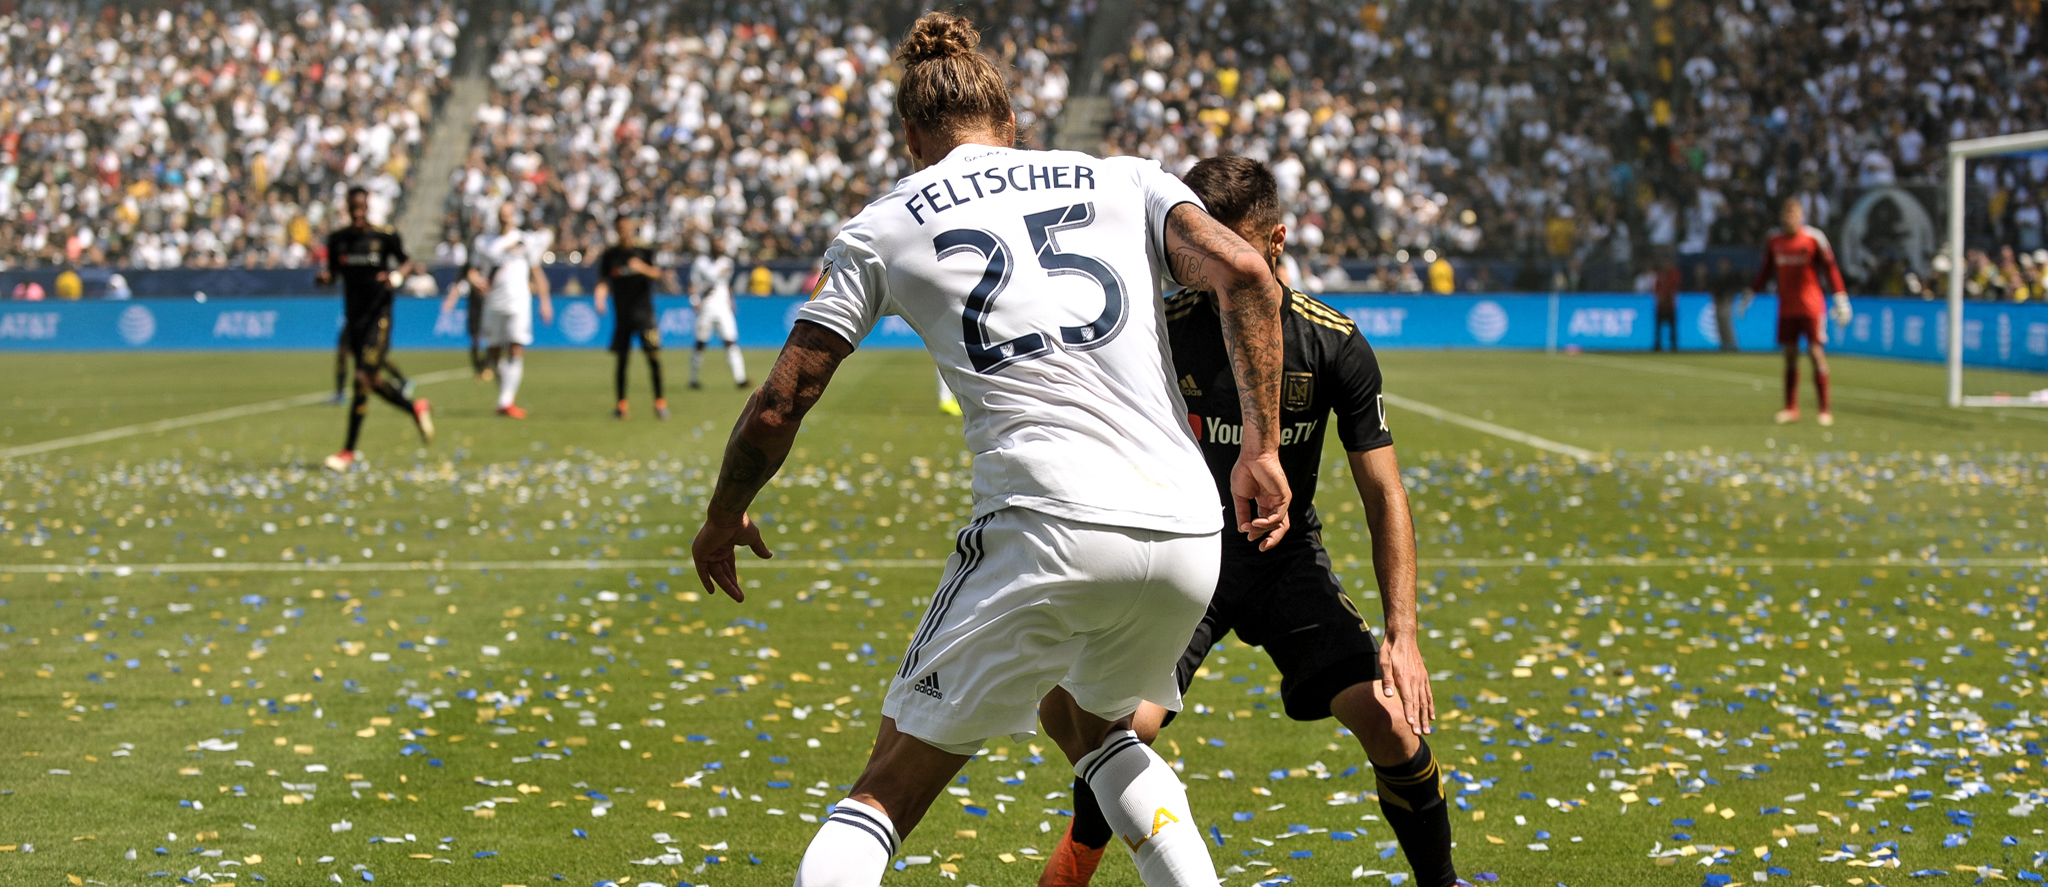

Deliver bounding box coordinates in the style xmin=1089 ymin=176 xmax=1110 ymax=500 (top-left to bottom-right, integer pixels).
xmin=1164 ymin=202 xmax=1292 ymax=548
xmin=692 ymin=320 xmax=856 ymax=600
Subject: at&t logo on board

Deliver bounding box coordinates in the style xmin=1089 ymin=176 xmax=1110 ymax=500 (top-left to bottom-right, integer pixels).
xmin=559 ymin=302 xmax=600 ymax=343
xmin=118 ymin=305 xmax=157 ymax=345
xmin=1466 ymin=300 xmax=1508 ymax=344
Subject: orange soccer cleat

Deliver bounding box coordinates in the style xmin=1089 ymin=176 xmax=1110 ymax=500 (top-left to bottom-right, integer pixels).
xmin=655 ymin=398 xmax=670 ymax=420
xmin=1036 ymin=823 xmax=1106 ymax=887
xmin=497 ymin=404 xmax=528 ymax=419
xmin=412 ymin=399 xmax=435 ymax=442
xmin=614 ymin=400 xmax=630 ymax=420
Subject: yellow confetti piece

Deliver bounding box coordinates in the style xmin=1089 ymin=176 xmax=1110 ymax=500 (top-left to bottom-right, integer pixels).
xmin=1485 ymin=835 xmax=1505 ymax=844
xmin=999 ymin=854 xmax=1017 ymax=864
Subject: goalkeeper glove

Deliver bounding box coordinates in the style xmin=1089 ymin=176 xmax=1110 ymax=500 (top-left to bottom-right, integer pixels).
xmin=1831 ymin=293 xmax=1852 ymax=325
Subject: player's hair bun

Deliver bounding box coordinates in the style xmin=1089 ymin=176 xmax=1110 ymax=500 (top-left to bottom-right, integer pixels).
xmin=896 ymin=12 xmax=981 ymax=65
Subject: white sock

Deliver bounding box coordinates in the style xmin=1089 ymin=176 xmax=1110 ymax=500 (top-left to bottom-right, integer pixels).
xmin=725 ymin=343 xmax=746 ymax=383
xmin=1076 ymin=731 xmax=1216 ymax=887
xmin=497 ymin=354 xmax=523 ymax=408
xmin=689 ymin=346 xmax=704 ymax=384
xmin=795 ymin=798 xmax=898 ymax=887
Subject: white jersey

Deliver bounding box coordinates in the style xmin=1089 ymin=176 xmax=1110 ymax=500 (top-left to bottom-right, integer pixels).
xmin=800 ymin=144 xmax=1218 ymax=535
xmin=475 ymin=230 xmax=536 ymax=313
xmin=690 ymin=255 xmax=735 ymax=311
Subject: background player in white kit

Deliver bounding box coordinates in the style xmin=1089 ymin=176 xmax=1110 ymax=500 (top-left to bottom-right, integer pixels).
xmin=467 ymin=202 xmax=553 ymax=419
xmin=689 ymin=13 xmax=1291 ymax=887
xmin=687 ymin=234 xmax=747 ymax=389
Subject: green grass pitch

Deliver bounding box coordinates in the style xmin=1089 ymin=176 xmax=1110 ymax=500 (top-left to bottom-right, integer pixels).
xmin=0 ymin=346 xmax=2045 ymax=887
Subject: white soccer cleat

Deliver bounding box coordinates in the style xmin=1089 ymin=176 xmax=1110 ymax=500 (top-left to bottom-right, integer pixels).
xmin=1817 ymin=411 xmax=1834 ymax=427
xmin=1773 ymin=409 xmax=1800 ymax=425
xmin=324 ymin=451 xmax=358 ymax=472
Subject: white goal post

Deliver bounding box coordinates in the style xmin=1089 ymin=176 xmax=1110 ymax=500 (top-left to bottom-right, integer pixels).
xmin=1946 ymin=129 xmax=2048 ymax=407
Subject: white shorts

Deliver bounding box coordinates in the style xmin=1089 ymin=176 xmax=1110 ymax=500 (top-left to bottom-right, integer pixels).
xmin=883 ymin=507 xmax=1219 ymax=753
xmin=694 ymin=301 xmax=737 ymax=344
xmin=481 ymin=306 xmax=532 ymax=348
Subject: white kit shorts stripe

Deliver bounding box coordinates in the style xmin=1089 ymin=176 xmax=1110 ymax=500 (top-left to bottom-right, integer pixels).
xmin=481 ymin=306 xmax=533 ymax=348
xmin=883 ymin=507 xmax=1220 ymax=753
xmin=694 ymin=303 xmax=738 ymax=344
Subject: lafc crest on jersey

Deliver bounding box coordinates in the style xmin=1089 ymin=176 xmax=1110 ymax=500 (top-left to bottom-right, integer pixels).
xmin=1282 ymin=371 xmax=1315 ymax=411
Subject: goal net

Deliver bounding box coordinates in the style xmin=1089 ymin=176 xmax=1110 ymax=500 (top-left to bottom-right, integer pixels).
xmin=1945 ymin=131 xmax=2048 ymax=407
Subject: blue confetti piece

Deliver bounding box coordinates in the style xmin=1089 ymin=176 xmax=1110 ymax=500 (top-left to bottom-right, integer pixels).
xmin=1702 ymin=875 xmax=1732 ymax=887
xmin=964 ymin=805 xmax=989 ymax=817
xmin=1289 ymin=850 xmax=1312 ymax=859
xmin=474 ymin=851 xmax=497 ymax=858
xmin=1233 ymin=812 xmax=1254 ymax=822
xmin=1380 ymin=844 xmax=1398 ymax=859
xmin=572 ymin=829 xmax=589 ymax=839
xmin=1908 ymin=870 xmax=1947 ymax=877
xmin=1766 ymin=868 xmax=1789 ymax=877
xmin=1331 ymin=831 xmax=1356 ymax=841
xmin=894 ymin=861 xmax=908 ymax=871
xmin=1209 ymin=825 xmax=1225 ymax=847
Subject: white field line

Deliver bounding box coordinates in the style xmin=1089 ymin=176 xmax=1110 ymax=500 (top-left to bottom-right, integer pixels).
xmin=0 ymin=367 xmax=472 ymax=461
xmin=1572 ymin=353 xmax=2048 ymax=423
xmin=1383 ymin=393 xmax=1596 ymax=461
xmin=13 ymin=554 xmax=2037 ymax=577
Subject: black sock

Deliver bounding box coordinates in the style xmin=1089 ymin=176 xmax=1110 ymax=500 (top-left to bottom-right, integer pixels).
xmin=646 ymin=351 xmax=664 ymax=399
xmin=384 ymin=359 xmax=410 ymax=389
xmin=1374 ymin=741 xmax=1457 ymax=887
xmin=614 ymin=350 xmax=630 ymax=402
xmin=367 ymin=373 xmax=412 ymax=412
xmin=343 ymin=388 xmax=370 ymax=451
xmin=1068 ymin=775 xmax=1113 ymax=850
xmin=334 ymin=351 xmax=348 ymax=395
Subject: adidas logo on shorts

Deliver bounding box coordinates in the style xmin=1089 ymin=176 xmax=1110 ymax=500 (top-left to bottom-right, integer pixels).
xmin=912 ymin=672 xmax=943 ymax=700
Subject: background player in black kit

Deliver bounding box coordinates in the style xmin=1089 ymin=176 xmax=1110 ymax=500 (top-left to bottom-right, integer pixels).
xmin=1036 ymin=157 xmax=1460 ymax=887
xmin=594 ymin=215 xmax=676 ymax=420
xmin=315 ymin=186 xmax=435 ymax=472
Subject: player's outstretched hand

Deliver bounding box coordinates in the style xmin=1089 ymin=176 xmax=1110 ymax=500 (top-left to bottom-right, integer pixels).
xmin=1230 ymin=451 xmax=1292 ymax=550
xmin=1378 ymin=634 xmax=1436 ymax=735
xmin=691 ymin=513 xmax=774 ymax=602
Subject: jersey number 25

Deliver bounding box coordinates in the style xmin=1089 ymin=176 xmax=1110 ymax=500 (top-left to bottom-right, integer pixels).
xmin=936 ymin=202 xmax=1129 ymax=375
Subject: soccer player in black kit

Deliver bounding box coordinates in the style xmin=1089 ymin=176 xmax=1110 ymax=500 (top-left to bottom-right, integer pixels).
xmin=1036 ymin=157 xmax=1461 ymax=887
xmin=594 ymin=215 xmax=675 ymax=420
xmin=316 ymin=186 xmax=435 ymax=472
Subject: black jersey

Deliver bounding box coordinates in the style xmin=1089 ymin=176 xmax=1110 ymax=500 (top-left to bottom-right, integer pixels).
xmin=326 ymin=226 xmax=408 ymax=324
xmin=598 ymin=245 xmax=658 ymax=329
xmin=1166 ymin=286 xmax=1393 ymax=554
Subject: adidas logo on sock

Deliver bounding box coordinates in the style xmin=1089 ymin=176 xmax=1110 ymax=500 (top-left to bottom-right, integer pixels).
xmin=912 ymin=672 xmax=943 ymax=700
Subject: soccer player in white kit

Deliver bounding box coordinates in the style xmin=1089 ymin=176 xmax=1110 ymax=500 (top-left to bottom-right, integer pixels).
xmin=689 ymin=13 xmax=1292 ymax=887
xmin=688 ymin=235 xmax=747 ymax=388
xmin=466 ymin=202 xmax=553 ymax=418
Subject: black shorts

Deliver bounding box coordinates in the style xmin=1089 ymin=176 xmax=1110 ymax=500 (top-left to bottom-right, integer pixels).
xmin=340 ymin=316 xmax=392 ymax=372
xmin=1165 ymin=535 xmax=1381 ymax=724
xmin=610 ymin=319 xmax=661 ymax=353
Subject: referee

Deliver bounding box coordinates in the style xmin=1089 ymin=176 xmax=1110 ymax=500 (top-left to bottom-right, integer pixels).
xmin=316 ymin=186 xmax=434 ymax=472
xmin=1037 ymin=157 xmax=1459 ymax=887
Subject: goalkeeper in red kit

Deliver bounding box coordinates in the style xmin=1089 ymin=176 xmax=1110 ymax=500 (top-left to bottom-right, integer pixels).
xmin=1747 ymin=198 xmax=1851 ymax=426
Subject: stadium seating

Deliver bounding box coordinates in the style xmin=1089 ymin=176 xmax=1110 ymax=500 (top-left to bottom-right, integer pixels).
xmin=449 ymin=0 xmax=1079 ymax=266
xmin=0 ymin=3 xmax=458 ymax=271
xmin=1099 ymin=0 xmax=2048 ymax=290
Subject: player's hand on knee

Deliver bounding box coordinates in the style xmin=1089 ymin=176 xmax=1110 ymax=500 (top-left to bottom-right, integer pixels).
xmin=692 ymin=513 xmax=774 ymax=602
xmin=1378 ymin=637 xmax=1436 ymax=735
xmin=1230 ymin=452 xmax=1292 ymax=550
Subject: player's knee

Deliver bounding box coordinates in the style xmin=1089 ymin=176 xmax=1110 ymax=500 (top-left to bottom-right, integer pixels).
xmin=1331 ymin=682 xmax=1415 ymax=758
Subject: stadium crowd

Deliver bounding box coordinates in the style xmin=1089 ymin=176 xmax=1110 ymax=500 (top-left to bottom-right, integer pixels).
xmin=3 ymin=0 xmax=2043 ymax=299
xmin=446 ymin=0 xmax=1078 ymax=266
xmin=0 ymin=1 xmax=458 ymax=271
xmin=1098 ymin=0 xmax=2048 ymax=291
